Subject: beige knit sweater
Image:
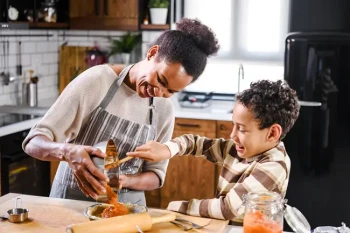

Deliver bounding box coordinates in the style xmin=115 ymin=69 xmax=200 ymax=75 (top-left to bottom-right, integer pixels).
xmin=23 ymin=64 xmax=175 ymax=184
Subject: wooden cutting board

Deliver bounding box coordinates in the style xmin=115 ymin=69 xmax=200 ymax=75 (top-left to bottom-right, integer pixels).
xmin=59 ymin=45 xmax=91 ymax=94
xmin=0 ymin=194 xmax=229 ymax=233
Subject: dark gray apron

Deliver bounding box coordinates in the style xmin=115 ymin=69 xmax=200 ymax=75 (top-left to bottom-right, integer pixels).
xmin=50 ymin=65 xmax=157 ymax=206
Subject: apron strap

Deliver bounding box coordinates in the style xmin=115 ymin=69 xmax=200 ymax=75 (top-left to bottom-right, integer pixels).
xmin=99 ymin=65 xmax=134 ymax=109
xmin=99 ymin=64 xmax=157 ymax=129
xmin=149 ymin=97 xmax=154 ymax=125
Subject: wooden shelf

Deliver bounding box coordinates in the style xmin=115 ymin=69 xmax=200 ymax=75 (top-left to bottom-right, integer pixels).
xmin=8 ymin=21 xmax=69 ymax=29
xmin=140 ymin=24 xmax=170 ymax=30
xmin=29 ymin=22 xmax=69 ymax=29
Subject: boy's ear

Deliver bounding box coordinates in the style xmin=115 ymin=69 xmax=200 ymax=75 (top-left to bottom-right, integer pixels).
xmin=267 ymin=124 xmax=282 ymax=142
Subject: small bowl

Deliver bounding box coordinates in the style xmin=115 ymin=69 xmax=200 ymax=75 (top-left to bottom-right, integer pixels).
xmin=7 ymin=208 xmax=29 ymax=223
xmin=84 ymin=203 xmax=147 ymax=221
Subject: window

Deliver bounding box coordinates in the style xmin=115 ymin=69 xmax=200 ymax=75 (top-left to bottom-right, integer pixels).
xmin=183 ymin=0 xmax=290 ymax=63
xmin=235 ymin=0 xmax=290 ymax=62
xmin=184 ymin=0 xmax=233 ymax=55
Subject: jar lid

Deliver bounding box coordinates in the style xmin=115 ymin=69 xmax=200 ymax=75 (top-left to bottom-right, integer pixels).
xmin=284 ymin=204 xmax=311 ymax=233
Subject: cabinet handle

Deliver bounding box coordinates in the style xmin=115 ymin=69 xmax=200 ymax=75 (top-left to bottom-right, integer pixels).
xmin=177 ymin=123 xmax=200 ymax=128
xmin=94 ymin=0 xmax=99 ymax=16
xmin=104 ymin=0 xmax=108 ymax=16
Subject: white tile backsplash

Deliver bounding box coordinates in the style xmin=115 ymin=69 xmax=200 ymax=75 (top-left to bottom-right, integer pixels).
xmin=49 ymin=64 xmax=58 ymax=74
xmin=43 ymin=53 xmax=58 ymax=64
xmin=22 ymin=42 xmax=36 ymax=53
xmin=0 ymin=28 xmax=132 ymax=105
xmin=37 ymin=42 xmax=50 ymax=52
xmin=39 ymin=64 xmax=50 ymax=76
xmin=21 ymin=54 xmax=31 ymax=66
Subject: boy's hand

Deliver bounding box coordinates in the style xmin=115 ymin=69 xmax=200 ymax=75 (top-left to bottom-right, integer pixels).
xmin=108 ymin=174 xmax=128 ymax=190
xmin=126 ymin=141 xmax=171 ymax=162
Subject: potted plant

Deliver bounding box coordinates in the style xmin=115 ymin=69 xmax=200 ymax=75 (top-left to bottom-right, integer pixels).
xmin=148 ymin=0 xmax=169 ymax=25
xmin=109 ymin=32 xmax=142 ymax=64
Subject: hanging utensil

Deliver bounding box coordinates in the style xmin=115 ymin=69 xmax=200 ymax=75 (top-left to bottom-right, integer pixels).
xmin=16 ymin=41 xmax=22 ymax=76
xmin=0 ymin=41 xmax=6 ymax=84
xmin=7 ymin=40 xmax=15 ymax=83
xmin=2 ymin=40 xmax=15 ymax=85
xmin=3 ymin=40 xmax=9 ymax=85
xmin=5 ymin=40 xmax=9 ymax=82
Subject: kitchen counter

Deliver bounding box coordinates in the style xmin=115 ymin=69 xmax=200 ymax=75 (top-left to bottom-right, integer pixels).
xmin=0 ymin=193 xmax=230 ymax=233
xmin=0 ymin=97 xmax=58 ymax=137
xmin=0 ymin=117 xmax=43 ymax=137
xmin=0 ymin=193 xmax=292 ymax=233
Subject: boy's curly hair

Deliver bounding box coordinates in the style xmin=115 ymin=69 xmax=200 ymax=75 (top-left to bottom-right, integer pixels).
xmin=236 ymin=80 xmax=300 ymax=139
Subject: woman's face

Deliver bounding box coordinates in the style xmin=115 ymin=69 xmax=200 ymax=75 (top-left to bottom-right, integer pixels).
xmin=133 ymin=46 xmax=194 ymax=98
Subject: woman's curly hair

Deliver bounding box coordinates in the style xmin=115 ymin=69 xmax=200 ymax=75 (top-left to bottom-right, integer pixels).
xmin=150 ymin=18 xmax=220 ymax=82
xmin=236 ymin=80 xmax=300 ymax=139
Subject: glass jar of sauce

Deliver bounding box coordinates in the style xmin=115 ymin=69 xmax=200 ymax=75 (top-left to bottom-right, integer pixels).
xmin=241 ymin=191 xmax=313 ymax=233
xmin=242 ymin=191 xmax=285 ymax=233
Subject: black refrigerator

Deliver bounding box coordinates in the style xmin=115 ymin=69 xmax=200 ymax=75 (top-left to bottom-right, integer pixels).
xmin=283 ymin=32 xmax=350 ymax=230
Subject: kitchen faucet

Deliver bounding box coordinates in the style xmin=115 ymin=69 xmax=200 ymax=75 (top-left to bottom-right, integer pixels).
xmin=237 ymin=64 xmax=244 ymax=94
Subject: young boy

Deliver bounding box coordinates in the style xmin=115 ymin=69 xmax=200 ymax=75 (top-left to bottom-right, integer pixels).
xmin=127 ymin=80 xmax=300 ymax=220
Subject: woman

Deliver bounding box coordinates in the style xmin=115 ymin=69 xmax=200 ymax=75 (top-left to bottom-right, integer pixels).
xmin=23 ymin=18 xmax=220 ymax=206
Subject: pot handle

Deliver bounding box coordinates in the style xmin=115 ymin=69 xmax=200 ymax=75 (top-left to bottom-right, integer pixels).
xmin=15 ymin=198 xmax=22 ymax=209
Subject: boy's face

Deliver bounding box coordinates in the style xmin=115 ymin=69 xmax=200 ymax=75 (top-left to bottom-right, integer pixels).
xmin=230 ymin=102 xmax=277 ymax=158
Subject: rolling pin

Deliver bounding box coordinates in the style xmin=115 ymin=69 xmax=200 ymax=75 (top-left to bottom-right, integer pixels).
xmin=66 ymin=212 xmax=176 ymax=233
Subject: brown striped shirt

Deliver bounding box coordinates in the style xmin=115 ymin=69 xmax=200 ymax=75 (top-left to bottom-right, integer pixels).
xmin=164 ymin=134 xmax=290 ymax=220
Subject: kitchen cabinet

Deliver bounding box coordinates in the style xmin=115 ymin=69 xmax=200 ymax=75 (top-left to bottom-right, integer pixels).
xmin=160 ymin=118 xmax=217 ymax=208
xmin=69 ymin=0 xmax=139 ymax=31
xmin=145 ymin=118 xmax=233 ymax=209
xmin=69 ymin=0 xmax=170 ymax=31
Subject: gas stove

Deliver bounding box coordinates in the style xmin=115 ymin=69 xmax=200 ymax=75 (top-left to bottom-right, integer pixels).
xmin=178 ymin=91 xmax=235 ymax=109
xmin=0 ymin=113 xmax=39 ymax=127
xmin=178 ymin=91 xmax=213 ymax=108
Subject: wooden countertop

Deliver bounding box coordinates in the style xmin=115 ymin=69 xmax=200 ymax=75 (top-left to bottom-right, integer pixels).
xmin=0 ymin=193 xmax=230 ymax=233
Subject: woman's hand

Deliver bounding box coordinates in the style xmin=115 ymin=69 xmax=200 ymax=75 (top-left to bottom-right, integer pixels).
xmin=126 ymin=141 xmax=171 ymax=162
xmin=63 ymin=144 xmax=108 ymax=199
